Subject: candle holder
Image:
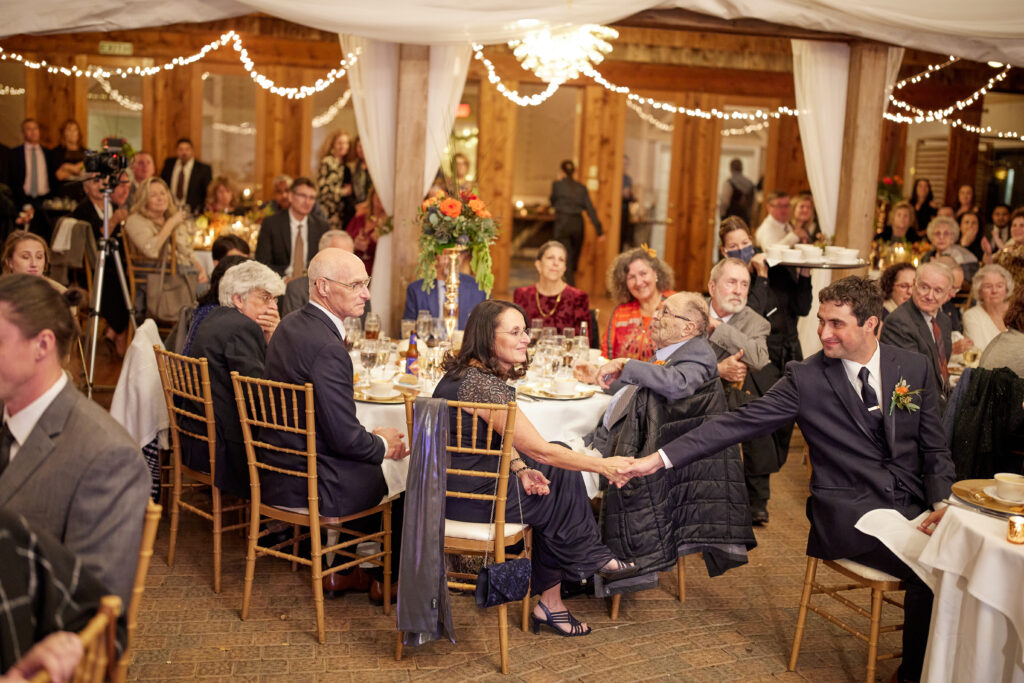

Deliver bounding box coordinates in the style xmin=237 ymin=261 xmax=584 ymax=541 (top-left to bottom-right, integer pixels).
xmin=1009 ymin=516 xmax=1024 ymax=545
xmin=442 ymin=246 xmax=464 ymax=342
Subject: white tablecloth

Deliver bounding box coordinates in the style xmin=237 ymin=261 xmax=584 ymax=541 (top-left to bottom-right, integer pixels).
xmin=355 ymin=389 xmax=613 ymax=498
xmin=856 ymin=505 xmax=1024 ymax=683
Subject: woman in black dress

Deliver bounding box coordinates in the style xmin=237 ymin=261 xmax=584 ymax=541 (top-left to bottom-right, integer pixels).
xmin=550 ymin=160 xmax=602 ymax=286
xmin=434 ymin=300 xmax=636 ymax=637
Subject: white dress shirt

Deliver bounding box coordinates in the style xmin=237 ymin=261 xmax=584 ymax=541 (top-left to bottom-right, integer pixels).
xmin=309 ymin=301 xmax=387 ymax=452
xmin=170 ymin=158 xmax=194 ymax=206
xmin=3 ymin=372 xmax=67 ymax=464
xmin=23 ymin=143 xmax=50 ymax=197
xmin=755 ymin=215 xmax=797 ymax=249
xmin=286 ymin=211 xmax=309 ymax=279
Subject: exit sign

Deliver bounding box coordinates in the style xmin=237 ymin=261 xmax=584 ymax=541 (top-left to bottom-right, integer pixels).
xmin=98 ymin=41 xmax=133 ymax=56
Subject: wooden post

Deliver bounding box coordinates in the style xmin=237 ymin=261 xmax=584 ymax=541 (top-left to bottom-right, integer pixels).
xmin=476 ymin=79 xmax=517 ymax=299
xmin=834 ymin=42 xmax=890 ymax=276
xmin=390 ymin=44 xmax=430 ymax=334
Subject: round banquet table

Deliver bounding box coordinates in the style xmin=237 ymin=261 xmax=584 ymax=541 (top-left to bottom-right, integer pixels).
xmin=856 ymin=505 xmax=1024 ymax=683
xmin=355 ymin=385 xmax=613 ymax=498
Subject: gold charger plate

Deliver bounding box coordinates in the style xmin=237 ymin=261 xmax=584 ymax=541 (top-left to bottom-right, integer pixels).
xmin=353 ymin=388 xmax=404 ymax=405
xmin=951 ymin=479 xmax=1024 ymax=515
xmin=517 ymin=385 xmax=597 ymax=401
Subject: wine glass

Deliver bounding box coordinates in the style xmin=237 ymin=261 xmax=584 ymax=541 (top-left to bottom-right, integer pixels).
xmin=359 ymin=340 xmax=378 ymax=380
xmin=377 ymin=336 xmax=392 ymax=371
xmin=416 ymin=310 xmax=432 ymax=340
xmin=400 ymin=319 xmax=415 ymax=341
xmin=343 ymin=317 xmax=362 ymax=350
xmin=364 ymin=313 xmax=381 ymax=340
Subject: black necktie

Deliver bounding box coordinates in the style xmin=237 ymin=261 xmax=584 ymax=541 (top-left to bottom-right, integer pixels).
xmin=858 ymin=366 xmax=883 ymax=430
xmin=0 ymin=422 xmax=13 ymax=477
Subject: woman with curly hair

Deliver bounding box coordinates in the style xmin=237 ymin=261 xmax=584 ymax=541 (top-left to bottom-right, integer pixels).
xmin=316 ymin=130 xmax=355 ymax=229
xmin=602 ymin=246 xmax=675 ymax=361
xmin=879 ymin=262 xmax=916 ymax=319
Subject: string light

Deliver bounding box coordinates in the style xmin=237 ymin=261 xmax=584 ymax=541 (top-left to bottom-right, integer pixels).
xmin=212 ymin=122 xmax=256 ymax=136
xmin=472 ymin=43 xmax=560 ymax=106
xmin=312 ymin=90 xmax=352 ymax=128
xmin=884 ymin=110 xmax=1024 ymax=142
xmin=891 ymin=56 xmax=958 ymax=91
xmin=0 ymin=84 xmax=24 ymax=95
xmin=626 ymin=99 xmax=673 ymax=132
xmin=890 ymin=63 xmax=1011 ymax=118
xmin=92 ymin=74 xmax=142 ymax=111
xmin=722 ymin=121 xmax=770 ymax=136
xmin=0 ymin=31 xmax=359 ymax=100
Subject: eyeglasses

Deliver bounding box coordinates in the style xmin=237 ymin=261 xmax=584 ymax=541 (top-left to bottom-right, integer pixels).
xmin=498 ymin=327 xmax=529 ymax=338
xmin=322 ymin=276 xmax=371 ymax=291
xmin=291 ymin=191 xmax=317 ymax=202
xmin=653 ymin=306 xmax=692 ymax=323
xmin=249 ymin=290 xmax=277 ymax=304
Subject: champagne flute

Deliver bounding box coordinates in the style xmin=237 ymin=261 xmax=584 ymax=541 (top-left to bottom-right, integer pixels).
xmin=400 ymin=319 xmax=415 ymax=341
xmin=377 ymin=336 xmax=392 ymax=370
xmin=416 ymin=310 xmax=432 ymax=340
xmin=360 ymin=340 xmax=378 ymax=381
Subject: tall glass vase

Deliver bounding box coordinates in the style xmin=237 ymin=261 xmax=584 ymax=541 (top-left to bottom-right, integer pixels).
xmin=442 ymin=245 xmax=465 ymax=341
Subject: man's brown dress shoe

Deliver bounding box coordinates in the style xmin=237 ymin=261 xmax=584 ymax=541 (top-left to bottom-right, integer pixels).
xmin=322 ymin=567 xmax=371 ymax=598
xmin=369 ymin=579 xmax=398 ymax=605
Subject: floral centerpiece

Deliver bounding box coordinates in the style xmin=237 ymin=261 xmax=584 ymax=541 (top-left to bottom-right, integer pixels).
xmin=416 ymin=189 xmax=498 ymax=295
xmin=877 ymin=174 xmax=903 ymax=206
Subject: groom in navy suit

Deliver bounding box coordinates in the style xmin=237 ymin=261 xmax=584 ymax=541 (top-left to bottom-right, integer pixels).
xmin=621 ymin=276 xmax=954 ymax=683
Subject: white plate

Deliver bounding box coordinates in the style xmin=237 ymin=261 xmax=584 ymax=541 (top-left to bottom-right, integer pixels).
xmin=983 ymin=485 xmax=1024 ymax=506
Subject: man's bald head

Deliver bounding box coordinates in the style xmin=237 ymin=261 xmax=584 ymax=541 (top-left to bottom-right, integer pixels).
xmin=317 ymin=229 xmax=354 ymax=253
xmin=308 ymin=248 xmax=370 ymax=319
xmin=650 ymin=292 xmax=708 ymax=348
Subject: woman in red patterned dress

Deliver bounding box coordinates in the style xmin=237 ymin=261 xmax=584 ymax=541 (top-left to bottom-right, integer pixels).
xmin=514 ymin=241 xmax=590 ymax=335
xmin=602 ymin=246 xmax=675 ymax=361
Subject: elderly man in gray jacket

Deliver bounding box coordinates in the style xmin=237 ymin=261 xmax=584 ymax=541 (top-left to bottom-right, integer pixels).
xmin=706 ymin=257 xmax=776 ymax=524
xmin=578 ymin=292 xmax=720 ymax=457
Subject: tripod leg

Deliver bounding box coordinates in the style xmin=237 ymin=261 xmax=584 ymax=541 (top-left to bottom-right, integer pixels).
xmin=109 ymin=242 xmax=137 ymax=333
xmin=86 ymin=248 xmax=108 ymax=399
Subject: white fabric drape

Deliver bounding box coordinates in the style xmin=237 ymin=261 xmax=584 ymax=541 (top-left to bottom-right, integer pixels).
xmin=341 ymin=37 xmax=469 ymax=330
xmin=11 ymin=1 xmax=1024 ymax=65
xmin=792 ymin=40 xmax=849 ymax=358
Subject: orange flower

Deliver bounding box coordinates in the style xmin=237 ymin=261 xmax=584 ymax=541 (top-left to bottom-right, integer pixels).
xmin=895 ymin=385 xmax=908 ymax=395
xmin=468 ymin=198 xmax=486 ymax=213
xmin=439 ymin=198 xmax=462 ymax=218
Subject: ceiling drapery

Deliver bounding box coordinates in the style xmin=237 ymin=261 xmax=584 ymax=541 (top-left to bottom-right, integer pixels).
xmin=6 ymin=1 xmax=1023 ymax=65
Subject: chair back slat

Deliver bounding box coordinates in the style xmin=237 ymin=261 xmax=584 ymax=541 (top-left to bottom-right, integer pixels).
xmin=28 ymin=595 xmax=121 ymax=683
xmin=231 ymin=371 xmax=319 ymax=503
xmin=115 ymin=500 xmax=161 ymax=682
xmin=154 ymin=346 xmax=217 ymax=478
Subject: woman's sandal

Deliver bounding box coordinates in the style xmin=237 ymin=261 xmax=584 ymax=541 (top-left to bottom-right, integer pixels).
xmin=598 ymin=558 xmax=639 ymax=582
xmin=530 ymin=601 xmax=592 ymax=637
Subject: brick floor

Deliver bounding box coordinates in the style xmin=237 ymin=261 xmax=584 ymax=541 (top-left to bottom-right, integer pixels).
xmin=129 ymin=432 xmax=904 ymax=681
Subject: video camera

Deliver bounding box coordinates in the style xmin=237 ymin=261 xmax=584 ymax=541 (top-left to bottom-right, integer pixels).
xmin=83 ymin=137 xmax=129 ymax=180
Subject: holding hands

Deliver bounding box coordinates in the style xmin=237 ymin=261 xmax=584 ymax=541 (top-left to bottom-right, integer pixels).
xmin=613 ymin=453 xmax=665 ymax=487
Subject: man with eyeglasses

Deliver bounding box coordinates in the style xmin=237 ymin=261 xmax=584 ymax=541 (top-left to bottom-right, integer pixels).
xmin=255 ymin=177 xmax=329 ymax=281
xmin=754 ymin=190 xmax=793 ymax=249
xmin=881 ymin=261 xmax=955 ymax=411
xmin=577 ymin=292 xmax=719 ymax=457
xmin=262 ymin=247 xmax=407 ymax=601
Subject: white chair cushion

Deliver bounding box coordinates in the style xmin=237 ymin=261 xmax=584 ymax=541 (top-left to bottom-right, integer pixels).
xmin=832 ymin=558 xmax=901 ymax=583
xmin=445 ymin=519 xmax=527 ymax=541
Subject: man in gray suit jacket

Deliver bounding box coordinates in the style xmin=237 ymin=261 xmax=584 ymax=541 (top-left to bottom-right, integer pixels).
xmin=0 ymin=275 xmax=150 ymax=606
xmin=579 ymin=292 xmax=719 ymax=456
xmin=707 ymin=258 xmax=776 ymax=523
xmin=880 ymin=262 xmax=954 ymax=410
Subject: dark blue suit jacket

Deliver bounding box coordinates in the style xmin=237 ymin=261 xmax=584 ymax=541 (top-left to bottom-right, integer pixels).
xmin=261 ymin=303 xmax=386 ymax=516
xmin=254 ymin=209 xmax=330 ymax=277
xmin=661 ymin=343 xmax=954 ymax=560
xmin=402 ymin=274 xmax=486 ymax=330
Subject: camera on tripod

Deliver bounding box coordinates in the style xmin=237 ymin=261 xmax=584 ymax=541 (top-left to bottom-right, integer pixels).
xmin=83 ymin=137 xmax=129 ymax=181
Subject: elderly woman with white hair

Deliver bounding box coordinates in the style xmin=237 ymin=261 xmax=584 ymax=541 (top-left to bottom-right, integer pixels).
xmin=923 ymin=215 xmax=979 ymax=284
xmin=181 ymin=260 xmax=286 ymax=498
xmin=962 ymin=263 xmax=1014 ymax=353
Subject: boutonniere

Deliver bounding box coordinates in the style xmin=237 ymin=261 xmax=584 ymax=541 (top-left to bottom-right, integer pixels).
xmin=889 ymin=378 xmax=922 ymax=415
xmin=652 ymin=360 xmax=666 ymax=366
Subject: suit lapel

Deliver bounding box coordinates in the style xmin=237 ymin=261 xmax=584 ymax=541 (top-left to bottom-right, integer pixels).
xmin=822 ymin=356 xmax=878 ymax=445
xmin=879 ymin=344 xmax=900 ymax=449
xmin=910 ymin=304 xmax=942 ymax=381
xmin=0 ymin=384 xmax=76 ymax=505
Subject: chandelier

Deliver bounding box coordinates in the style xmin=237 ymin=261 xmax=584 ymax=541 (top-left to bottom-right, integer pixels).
xmin=508 ymin=24 xmax=618 ymax=85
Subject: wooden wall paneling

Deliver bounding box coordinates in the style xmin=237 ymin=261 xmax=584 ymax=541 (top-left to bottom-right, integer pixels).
xmin=664 ymin=92 xmax=723 ymax=292
xmin=577 ymin=85 xmax=625 ymax=296
xmin=151 ymin=65 xmax=201 ymax=166
xmin=29 ymin=55 xmax=76 ymax=146
xmin=72 ymin=55 xmax=89 ymax=144
xmin=943 ymin=101 xmax=982 ymax=206
xmin=834 ymin=42 xmax=891 ymax=277
xmin=142 ymin=70 xmax=157 ymax=156
xmin=256 ymin=66 xmax=311 ymax=198
xmin=878 ymin=117 xmax=908 ymax=179
xmin=476 ymin=77 xmax=517 ymax=299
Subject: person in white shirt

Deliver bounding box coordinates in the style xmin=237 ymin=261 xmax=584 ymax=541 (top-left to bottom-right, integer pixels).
xmin=158 ymin=138 xmax=212 ymax=214
xmin=755 ymin=190 xmax=794 ymax=249
xmin=254 ymin=177 xmax=330 ymax=281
